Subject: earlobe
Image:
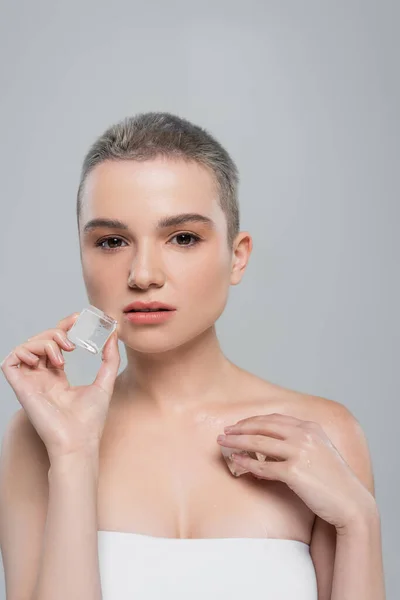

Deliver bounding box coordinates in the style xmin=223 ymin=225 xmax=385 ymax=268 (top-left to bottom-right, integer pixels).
xmin=231 ymin=271 xmax=242 ymax=285
xmin=230 ymin=269 xmax=242 ymax=285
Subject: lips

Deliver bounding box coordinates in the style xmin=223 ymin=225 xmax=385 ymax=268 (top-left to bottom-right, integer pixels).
xmin=124 ymin=308 xmax=176 ymax=325
xmin=128 ymin=308 xmax=169 ymax=312
xmin=123 ymin=301 xmax=176 ymax=313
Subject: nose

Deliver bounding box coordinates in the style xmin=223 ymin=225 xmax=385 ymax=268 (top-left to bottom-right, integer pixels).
xmin=127 ymin=243 xmax=165 ymax=290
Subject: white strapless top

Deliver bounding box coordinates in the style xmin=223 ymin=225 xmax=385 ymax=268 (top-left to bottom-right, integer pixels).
xmin=97 ymin=530 xmax=318 ymax=599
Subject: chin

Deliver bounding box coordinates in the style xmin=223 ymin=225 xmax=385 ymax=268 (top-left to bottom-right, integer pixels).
xmin=121 ymin=323 xmax=217 ymax=354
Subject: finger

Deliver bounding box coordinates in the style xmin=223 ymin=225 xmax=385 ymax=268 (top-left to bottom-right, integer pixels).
xmin=26 ymin=313 xmax=79 ymax=368
xmin=28 ymin=330 xmax=76 ymax=352
xmin=20 ymin=339 xmax=65 ymax=368
xmin=1 ymin=342 xmax=59 ymax=374
xmin=1 ymin=348 xmax=43 ymax=391
xmin=1 ymin=350 xmax=26 ymax=391
xmin=15 ymin=347 xmax=40 ymax=367
xmin=0 ymin=345 xmax=62 ymax=411
xmin=225 ymin=421 xmax=294 ymax=440
xmin=226 ymin=413 xmax=302 ymax=430
xmin=56 ymin=312 xmax=81 ymax=330
xmin=230 ymin=452 xmax=290 ymax=482
xmin=92 ymin=331 xmax=120 ymax=397
xmin=218 ymin=434 xmax=290 ymax=459
xmin=13 ymin=348 xmax=50 ymax=374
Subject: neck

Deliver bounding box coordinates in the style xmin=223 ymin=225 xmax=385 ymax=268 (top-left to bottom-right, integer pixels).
xmin=115 ymin=325 xmax=239 ymax=417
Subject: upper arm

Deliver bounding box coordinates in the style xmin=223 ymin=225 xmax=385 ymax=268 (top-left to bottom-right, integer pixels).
xmin=0 ymin=409 xmax=50 ymax=600
xmin=309 ymin=400 xmax=376 ymax=600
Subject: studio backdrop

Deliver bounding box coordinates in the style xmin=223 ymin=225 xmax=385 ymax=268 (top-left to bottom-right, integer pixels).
xmin=0 ymin=1 xmax=398 ymax=598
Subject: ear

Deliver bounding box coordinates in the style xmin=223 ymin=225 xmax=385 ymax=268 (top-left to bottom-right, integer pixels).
xmin=230 ymin=232 xmax=253 ymax=285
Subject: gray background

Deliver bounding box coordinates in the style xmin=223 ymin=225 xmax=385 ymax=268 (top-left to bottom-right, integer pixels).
xmin=0 ymin=0 xmax=398 ymax=597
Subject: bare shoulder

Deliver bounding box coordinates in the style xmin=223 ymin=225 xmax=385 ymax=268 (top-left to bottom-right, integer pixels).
xmin=244 ymin=372 xmax=361 ymax=428
xmin=246 ymin=375 xmax=376 ymax=497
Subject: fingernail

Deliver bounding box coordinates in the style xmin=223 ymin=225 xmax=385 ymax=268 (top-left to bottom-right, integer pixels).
xmin=224 ymin=426 xmax=234 ymax=433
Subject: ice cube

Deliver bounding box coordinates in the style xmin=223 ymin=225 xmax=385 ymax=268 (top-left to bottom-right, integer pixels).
xmin=66 ymin=305 xmax=117 ymax=354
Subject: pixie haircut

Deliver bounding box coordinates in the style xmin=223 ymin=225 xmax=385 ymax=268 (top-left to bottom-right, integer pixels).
xmin=76 ymin=112 xmax=240 ymax=250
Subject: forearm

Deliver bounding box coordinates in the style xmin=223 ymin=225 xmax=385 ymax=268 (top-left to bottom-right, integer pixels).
xmin=32 ymin=451 xmax=102 ymax=600
xmin=331 ymin=503 xmax=386 ymax=600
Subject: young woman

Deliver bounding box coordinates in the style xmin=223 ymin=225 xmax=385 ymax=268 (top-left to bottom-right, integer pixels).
xmin=0 ymin=112 xmax=385 ymax=599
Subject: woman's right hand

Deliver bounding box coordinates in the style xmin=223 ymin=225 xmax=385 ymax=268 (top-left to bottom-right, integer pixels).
xmin=0 ymin=312 xmax=120 ymax=462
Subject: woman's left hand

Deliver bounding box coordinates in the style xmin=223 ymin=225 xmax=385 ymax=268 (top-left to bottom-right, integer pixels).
xmin=217 ymin=412 xmax=374 ymax=531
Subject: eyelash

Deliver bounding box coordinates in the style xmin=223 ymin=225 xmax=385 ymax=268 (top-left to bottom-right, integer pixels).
xmin=94 ymin=233 xmax=202 ymax=253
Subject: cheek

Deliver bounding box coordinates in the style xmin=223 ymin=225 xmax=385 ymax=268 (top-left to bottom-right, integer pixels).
xmin=182 ymin=250 xmax=231 ymax=308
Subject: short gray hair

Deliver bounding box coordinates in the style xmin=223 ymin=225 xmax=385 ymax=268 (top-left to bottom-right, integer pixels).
xmin=76 ymin=112 xmax=240 ymax=249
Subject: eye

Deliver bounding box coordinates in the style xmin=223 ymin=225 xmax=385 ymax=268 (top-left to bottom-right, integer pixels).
xmin=169 ymin=233 xmax=202 ymax=247
xmin=94 ymin=233 xmax=202 ymax=252
xmin=95 ymin=237 xmax=128 ymax=252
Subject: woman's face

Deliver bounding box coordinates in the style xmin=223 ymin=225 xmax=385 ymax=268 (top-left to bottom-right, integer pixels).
xmin=78 ymin=157 xmax=251 ymax=353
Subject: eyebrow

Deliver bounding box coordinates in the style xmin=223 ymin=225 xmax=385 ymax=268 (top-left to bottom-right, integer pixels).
xmin=82 ymin=213 xmax=216 ymax=235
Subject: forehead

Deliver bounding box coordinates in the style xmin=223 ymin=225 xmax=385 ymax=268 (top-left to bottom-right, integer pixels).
xmin=80 ymin=157 xmax=222 ymax=223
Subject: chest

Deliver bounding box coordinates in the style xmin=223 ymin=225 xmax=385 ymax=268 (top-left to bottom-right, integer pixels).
xmin=96 ymin=408 xmax=315 ymax=543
